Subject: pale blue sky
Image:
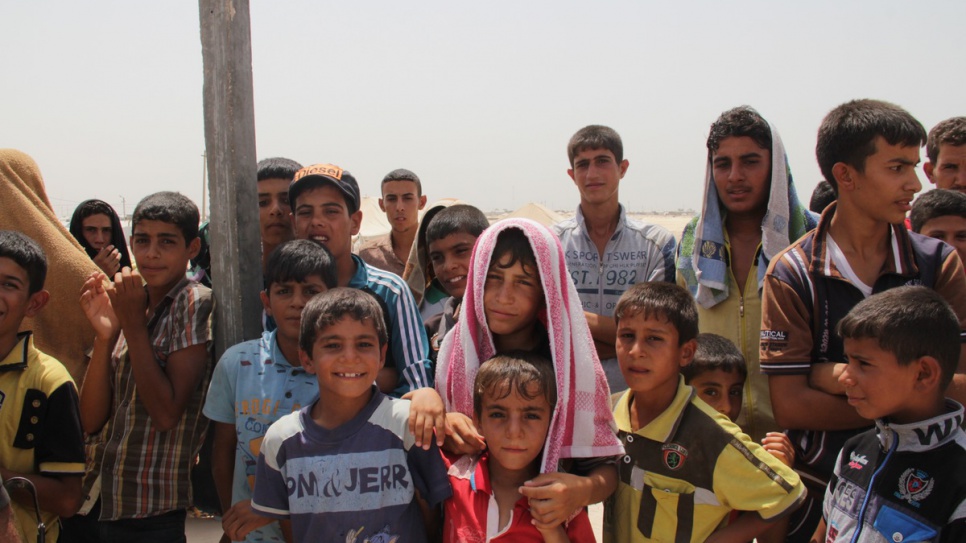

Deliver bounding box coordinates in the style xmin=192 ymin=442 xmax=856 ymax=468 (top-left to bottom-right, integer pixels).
xmin=3 ymin=1 xmax=963 ymax=219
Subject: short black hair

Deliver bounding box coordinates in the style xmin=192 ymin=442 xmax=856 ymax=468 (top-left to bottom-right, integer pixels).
xmin=264 ymin=240 xmax=337 ymax=291
xmin=490 ymin=227 xmax=539 ymax=279
xmin=425 ymin=205 xmax=489 ymax=247
xmin=473 ymin=351 xmax=557 ymax=418
xmin=809 ymin=180 xmax=838 ymax=213
xmin=381 ymin=168 xmax=422 ymax=196
xmin=257 ymin=157 xmax=303 ymax=182
xmin=0 ymin=230 xmax=47 ymax=294
xmin=910 ymin=189 xmax=966 ymax=233
xmin=816 ymin=99 xmax=926 ymax=191
xmin=926 ymin=117 xmax=966 ymax=164
xmin=837 ymin=286 xmax=960 ymax=390
xmin=567 ymin=125 xmax=623 ymax=166
xmin=682 ymin=333 xmax=747 ymax=383
xmin=131 ymin=192 xmax=200 ymax=243
xmin=614 ymin=282 xmax=698 ymax=345
xmin=299 ymin=288 xmax=388 ymax=357
xmin=706 ymin=106 xmax=772 ymax=155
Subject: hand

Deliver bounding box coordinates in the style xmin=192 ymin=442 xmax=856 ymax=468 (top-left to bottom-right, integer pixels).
xmin=222 ymin=499 xmax=273 ymax=541
xmin=403 ymin=388 xmax=447 ymax=449
xmin=92 ymin=245 xmax=122 ymax=276
xmin=442 ymin=412 xmax=486 ymax=455
xmin=80 ymin=272 xmax=119 ymax=340
xmin=808 ymin=362 xmax=847 ymax=395
xmin=519 ymin=472 xmax=589 ymax=530
xmin=762 ymin=432 xmax=795 ymax=468
xmin=107 ymin=267 xmax=147 ymax=331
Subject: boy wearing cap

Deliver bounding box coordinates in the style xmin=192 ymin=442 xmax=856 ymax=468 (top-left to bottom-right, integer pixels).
xmin=289 ymin=163 xmax=433 ymax=398
xmin=358 ymin=168 xmax=427 ymax=276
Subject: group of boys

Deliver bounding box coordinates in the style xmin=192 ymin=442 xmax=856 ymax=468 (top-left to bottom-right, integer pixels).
xmin=1 ymin=105 xmax=966 ymax=543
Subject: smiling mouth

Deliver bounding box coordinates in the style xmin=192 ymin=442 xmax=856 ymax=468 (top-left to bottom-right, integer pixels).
xmin=444 ymin=275 xmax=466 ymax=284
xmin=310 ymin=235 xmax=330 ymax=244
xmin=334 ymin=372 xmax=366 ymax=378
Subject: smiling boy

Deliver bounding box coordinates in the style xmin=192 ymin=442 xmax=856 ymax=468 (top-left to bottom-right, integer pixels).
xmin=359 ymin=168 xmax=427 ymax=276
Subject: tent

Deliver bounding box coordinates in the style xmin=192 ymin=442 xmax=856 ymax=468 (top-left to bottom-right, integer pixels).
xmin=498 ymin=202 xmax=565 ymax=227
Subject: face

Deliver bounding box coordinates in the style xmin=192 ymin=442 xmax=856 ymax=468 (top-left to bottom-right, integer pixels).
xmin=0 ymin=257 xmax=47 ymax=338
xmin=379 ymin=180 xmax=426 ymax=235
xmin=301 ymin=316 xmax=386 ymax=401
xmin=428 ymin=232 xmax=477 ymax=298
xmin=130 ymin=220 xmax=199 ymax=289
xmin=567 ymin=147 xmax=628 ymax=207
xmin=258 ymin=178 xmax=294 ymax=248
xmin=616 ymin=311 xmax=695 ymax=396
xmin=81 ymin=214 xmax=114 ymax=250
xmin=920 ymin=215 xmax=966 ymax=268
xmin=711 ymin=136 xmax=772 ymax=218
xmin=839 ymin=137 xmax=922 ymax=224
xmin=474 ymin=381 xmax=552 ymax=473
xmin=925 ymin=144 xmax=966 ymax=194
xmin=261 ymin=276 xmax=328 ymax=344
xmin=483 ymin=254 xmax=544 ymax=345
xmin=292 ymin=185 xmax=361 ymax=262
xmin=689 ymin=369 xmax=744 ymax=421
xmin=839 ymin=337 xmax=921 ymax=423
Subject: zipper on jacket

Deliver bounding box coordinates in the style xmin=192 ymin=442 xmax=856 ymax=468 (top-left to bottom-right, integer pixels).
xmin=849 ymin=427 xmax=898 ymax=543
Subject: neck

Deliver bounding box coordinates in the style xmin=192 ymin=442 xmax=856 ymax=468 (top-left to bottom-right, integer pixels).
xmin=580 ymin=201 xmax=621 ymax=234
xmin=827 ymin=200 xmax=891 ymax=256
xmin=336 ymin=254 xmax=358 ymax=287
xmin=391 ymin=228 xmax=417 ymax=255
xmin=487 ymin=456 xmax=538 ymax=491
xmin=493 ymin=324 xmax=541 ymax=353
xmin=724 ymin=209 xmax=766 ymax=238
xmin=275 ymin=333 xmax=302 ymax=368
xmin=262 ymin=242 xmax=279 ymax=273
xmin=628 ymin=383 xmax=678 ymax=431
xmin=312 ymin=388 xmax=372 ymax=430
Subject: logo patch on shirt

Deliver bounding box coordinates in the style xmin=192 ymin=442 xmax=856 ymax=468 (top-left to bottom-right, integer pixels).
xmin=895 ymin=468 xmax=934 ymax=507
xmin=848 ymin=451 xmax=868 ymax=470
xmin=662 ymin=443 xmax=688 ymax=470
xmin=760 ymin=330 xmax=789 ymax=352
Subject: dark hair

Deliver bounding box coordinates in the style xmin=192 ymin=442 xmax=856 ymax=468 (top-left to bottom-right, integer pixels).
xmin=910 ymin=189 xmax=966 ymax=233
xmin=816 ymin=99 xmax=926 ymax=191
xmin=809 ymin=180 xmax=838 ymax=213
xmin=567 ymin=125 xmax=623 ymax=166
xmin=264 ymin=240 xmax=337 ymax=291
xmin=381 ymin=168 xmax=422 ymax=196
xmin=425 ymin=205 xmax=489 ymax=247
xmin=68 ymin=199 xmax=132 ymax=268
xmin=131 ymin=192 xmax=200 ymax=243
xmin=926 ymin=117 xmax=966 ymax=164
xmin=299 ymin=288 xmax=388 ymax=356
xmin=0 ymin=230 xmax=47 ymax=294
xmin=614 ymin=282 xmax=698 ymax=345
xmin=837 ymin=286 xmax=960 ymax=390
xmin=682 ymin=333 xmax=747 ymax=383
xmin=473 ymin=351 xmax=557 ymax=417
xmin=257 ymin=157 xmax=303 ymax=182
xmin=490 ymin=227 xmax=538 ymax=276
xmin=706 ymin=106 xmax=771 ymax=155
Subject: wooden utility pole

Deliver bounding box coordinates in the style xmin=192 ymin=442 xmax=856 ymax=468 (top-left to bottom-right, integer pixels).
xmin=199 ymin=0 xmax=262 ymax=357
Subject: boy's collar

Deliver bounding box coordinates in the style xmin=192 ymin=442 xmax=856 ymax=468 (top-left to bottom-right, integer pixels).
xmin=875 ymin=399 xmax=965 ymax=453
xmin=0 ymin=331 xmax=32 ymax=372
xmin=617 ymin=376 xmax=693 ymax=441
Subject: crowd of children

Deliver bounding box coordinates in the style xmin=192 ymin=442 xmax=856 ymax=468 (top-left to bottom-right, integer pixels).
xmin=1 ymin=103 xmax=965 ymax=543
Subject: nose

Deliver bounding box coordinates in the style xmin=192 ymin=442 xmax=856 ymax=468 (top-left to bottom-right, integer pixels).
xmin=495 ymin=282 xmax=513 ymax=304
xmin=727 ymin=163 xmax=743 ymax=182
xmin=268 ymin=197 xmax=283 ymax=216
xmin=838 ymin=364 xmax=855 ymax=387
xmin=908 ymin=171 xmax=923 ymax=194
xmin=506 ymin=414 xmax=523 ymax=437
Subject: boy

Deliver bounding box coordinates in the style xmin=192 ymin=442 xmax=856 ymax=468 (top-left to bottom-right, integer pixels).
xmin=0 ymin=230 xmax=85 ymax=543
xmin=605 ymin=282 xmax=804 ymax=543
xmin=760 ymin=99 xmax=966 ymax=543
xmin=359 ymin=168 xmax=427 ymax=276
xmin=78 ymin=191 xmax=213 ymax=540
xmin=257 ymin=157 xmax=301 ymax=272
xmin=910 ymin=188 xmax=966 ymax=268
xmin=817 ymin=286 xmax=966 ymax=542
xmin=288 ymin=163 xmax=432 ymax=397
xmin=68 ymin=199 xmax=131 ymax=276
xmin=204 ymin=239 xmax=337 ymax=543
xmin=443 ymin=352 xmax=595 ymax=542
xmin=249 ymin=288 xmax=452 ymax=542
xmin=924 ymin=117 xmax=966 ymax=195
xmin=555 ymin=125 xmax=676 ymax=393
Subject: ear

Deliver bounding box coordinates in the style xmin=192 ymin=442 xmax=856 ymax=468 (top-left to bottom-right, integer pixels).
xmin=187 ymin=236 xmax=202 ymax=259
xmin=913 ymin=355 xmax=943 ymax=391
xmin=378 ymin=198 xmax=386 ymax=213
xmin=259 ymin=290 xmax=272 ymax=315
xmin=379 ymin=343 xmax=388 ymax=367
xmin=832 ymin=163 xmax=854 ymax=192
xmin=350 ymin=209 xmax=363 ymax=236
xmin=24 ymin=290 xmax=50 ymax=317
xmin=679 ymin=338 xmax=697 ymax=367
xmin=418 ymin=195 xmax=427 ymax=210
xmin=924 ymin=161 xmax=937 ymax=184
xmin=299 ymin=348 xmax=316 ymax=374
xmin=619 ymin=159 xmax=630 ymax=178
xmin=567 ymin=168 xmax=576 ymax=182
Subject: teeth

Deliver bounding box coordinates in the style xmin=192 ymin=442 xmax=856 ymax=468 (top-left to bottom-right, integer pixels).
xmin=337 ymin=372 xmax=363 ymax=378
xmin=446 ymin=276 xmax=465 ymax=284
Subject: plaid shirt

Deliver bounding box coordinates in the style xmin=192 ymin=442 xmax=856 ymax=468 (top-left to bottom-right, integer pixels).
xmin=82 ymin=278 xmax=213 ymax=520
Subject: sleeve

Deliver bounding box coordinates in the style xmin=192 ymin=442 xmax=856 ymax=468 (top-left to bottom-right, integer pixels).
xmin=250 ymin=432 xmax=291 ymax=519
xmin=407 ymin=440 xmax=453 ymax=508
xmin=168 ymin=284 xmax=214 ymax=354
xmin=565 ymin=508 xmax=598 ymax=542
xmin=36 ymin=382 xmax=86 ymax=476
xmin=655 ymin=234 xmax=678 ymax=284
xmin=759 ymin=263 xmax=816 ymax=375
xmin=388 ymin=284 xmax=433 ymax=397
xmin=823 ymin=448 xmax=844 ymax=522
xmin=203 ymin=348 xmax=239 ymax=424
xmin=713 ymin=438 xmax=806 ymax=521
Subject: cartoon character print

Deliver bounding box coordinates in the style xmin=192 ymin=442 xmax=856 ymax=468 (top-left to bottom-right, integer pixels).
xmin=345 ymin=525 xmax=400 ymax=543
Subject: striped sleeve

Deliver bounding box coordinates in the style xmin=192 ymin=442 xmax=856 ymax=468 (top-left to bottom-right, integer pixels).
xmin=760 ymin=251 xmax=815 ymax=375
xmin=168 ymin=283 xmax=214 ymax=353
xmin=371 ymin=272 xmax=433 ymax=396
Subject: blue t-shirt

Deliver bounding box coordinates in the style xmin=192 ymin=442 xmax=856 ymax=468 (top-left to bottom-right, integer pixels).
xmin=251 ymin=387 xmax=452 ymax=542
xmin=203 ymin=330 xmax=319 ymax=543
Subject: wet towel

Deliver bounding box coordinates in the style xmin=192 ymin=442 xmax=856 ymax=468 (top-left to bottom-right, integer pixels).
xmin=435 ymin=218 xmax=624 ymax=473
xmin=0 ymin=149 xmax=99 ymax=383
xmin=677 ymin=122 xmax=817 ymax=308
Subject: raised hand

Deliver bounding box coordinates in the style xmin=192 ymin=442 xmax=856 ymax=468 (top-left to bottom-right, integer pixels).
xmin=79 ymin=272 xmax=119 ymax=340
xmin=92 ymin=245 xmax=122 ymax=276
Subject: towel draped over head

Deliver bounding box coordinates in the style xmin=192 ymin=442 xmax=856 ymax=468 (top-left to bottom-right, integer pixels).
xmin=69 ymin=199 xmax=132 ymax=269
xmin=0 ymin=149 xmax=99 ymax=382
xmin=677 ymin=120 xmax=817 ymax=309
xmin=435 ymin=218 xmax=624 ymax=473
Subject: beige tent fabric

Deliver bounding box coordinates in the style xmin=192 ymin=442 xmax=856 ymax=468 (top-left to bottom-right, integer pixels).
xmin=0 ymin=149 xmax=98 ymax=383
xmin=499 ymin=202 xmax=564 ymax=227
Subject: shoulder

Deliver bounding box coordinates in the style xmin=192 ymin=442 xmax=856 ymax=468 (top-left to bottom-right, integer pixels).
xmin=358 ymin=234 xmax=389 ymax=251
xmin=623 ymin=216 xmax=676 ymax=248
xmin=30 ymin=347 xmax=76 ymax=391
xmin=369 ymin=395 xmax=415 ymax=449
xmin=766 ymin=233 xmax=815 ymax=283
xmin=554 ymin=217 xmax=578 ymax=236
xmin=215 ymin=336 xmax=265 ymax=371
xmin=362 ymin=262 xmax=411 ymax=300
xmin=171 ymin=280 xmax=214 ymax=315
xmin=264 ymin=409 xmax=305 ymax=445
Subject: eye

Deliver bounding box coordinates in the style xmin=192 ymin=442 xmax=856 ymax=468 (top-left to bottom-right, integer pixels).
xmin=618 ymin=332 xmax=635 ymax=341
xmin=275 ymin=287 xmax=291 ymax=296
xmin=525 ymin=412 xmax=543 ymax=420
xmin=729 ymin=387 xmax=742 ymax=397
xmin=258 ymin=199 xmax=270 ymax=208
xmin=279 ymin=196 xmax=290 ymax=207
xmin=702 ymin=388 xmax=719 ymax=398
xmin=304 ymin=287 xmax=321 ymax=297
xmin=429 ymin=254 xmax=444 ymax=265
xmin=647 ymin=335 xmax=663 ymax=343
xmin=322 ymin=341 xmax=341 ymax=351
xmin=296 ymin=208 xmax=312 ymax=217
xmin=487 ymin=411 xmax=505 ymax=419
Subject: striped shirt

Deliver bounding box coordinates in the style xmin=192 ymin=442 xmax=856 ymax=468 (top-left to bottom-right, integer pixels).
xmin=82 ymin=278 xmax=213 ymax=520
